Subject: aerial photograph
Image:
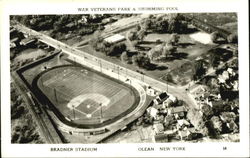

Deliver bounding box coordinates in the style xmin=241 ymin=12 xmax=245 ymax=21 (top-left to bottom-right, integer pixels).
xmin=10 ymin=13 xmax=239 ymax=144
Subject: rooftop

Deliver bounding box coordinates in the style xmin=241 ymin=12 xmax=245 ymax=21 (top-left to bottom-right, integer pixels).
xmin=171 ymin=106 xmax=187 ymax=114
xmin=104 ymin=34 xmax=125 ymax=44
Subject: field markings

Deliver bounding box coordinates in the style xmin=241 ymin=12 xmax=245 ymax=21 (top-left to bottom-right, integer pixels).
xmin=40 ymin=66 xmax=137 ymax=123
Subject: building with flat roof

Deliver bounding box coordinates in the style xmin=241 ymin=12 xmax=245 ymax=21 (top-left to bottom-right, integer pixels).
xmin=20 ymin=36 xmax=36 ymax=46
xmin=104 ymin=34 xmax=125 ymax=44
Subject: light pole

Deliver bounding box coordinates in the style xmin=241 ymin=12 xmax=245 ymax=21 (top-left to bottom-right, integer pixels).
xmin=54 ymin=88 xmax=58 ymax=103
xmin=117 ymin=66 xmax=120 ymax=79
xmin=167 ymin=80 xmax=168 ymax=93
xmin=126 ymin=68 xmax=128 ymax=78
xmin=142 ymin=73 xmax=144 ymax=82
xmin=72 ymin=105 xmax=76 ymax=120
xmin=99 ymin=103 xmax=103 ymax=123
xmin=99 ymin=59 xmax=102 ymax=72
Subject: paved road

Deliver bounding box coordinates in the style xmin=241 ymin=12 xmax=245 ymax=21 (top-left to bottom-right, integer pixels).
xmin=14 ymin=23 xmax=198 ymax=109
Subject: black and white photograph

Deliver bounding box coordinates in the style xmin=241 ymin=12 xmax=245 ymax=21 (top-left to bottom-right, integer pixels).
xmin=1 ymin=0 xmax=249 ymax=157
xmin=9 ymin=13 xmax=239 ymax=144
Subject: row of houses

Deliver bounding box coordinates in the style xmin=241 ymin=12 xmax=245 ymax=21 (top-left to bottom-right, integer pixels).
xmin=146 ymin=92 xmax=198 ymax=142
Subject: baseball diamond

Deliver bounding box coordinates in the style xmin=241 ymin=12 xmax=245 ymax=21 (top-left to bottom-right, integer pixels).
xmin=33 ymin=65 xmax=140 ymax=127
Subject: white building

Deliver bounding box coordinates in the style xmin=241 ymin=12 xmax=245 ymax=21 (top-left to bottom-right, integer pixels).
xmin=104 ymin=34 xmax=125 ymax=44
xmin=147 ymin=107 xmax=158 ymax=119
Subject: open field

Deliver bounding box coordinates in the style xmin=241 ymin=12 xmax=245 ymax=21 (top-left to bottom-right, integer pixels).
xmin=36 ymin=65 xmax=137 ymax=125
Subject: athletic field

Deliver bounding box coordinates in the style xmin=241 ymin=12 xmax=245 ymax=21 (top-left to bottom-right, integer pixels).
xmin=37 ymin=65 xmax=137 ymax=125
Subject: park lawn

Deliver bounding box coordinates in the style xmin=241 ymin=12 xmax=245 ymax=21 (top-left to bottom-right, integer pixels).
xmin=79 ymin=31 xmax=216 ymax=86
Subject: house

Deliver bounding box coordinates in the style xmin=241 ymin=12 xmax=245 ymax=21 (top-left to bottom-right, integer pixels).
xmin=178 ymin=130 xmax=191 ymax=140
xmin=178 ymin=127 xmax=196 ymax=140
xmin=79 ymin=16 xmax=88 ymax=24
xmin=153 ymin=103 xmax=165 ymax=110
xmin=168 ymin=106 xmax=187 ymax=119
xmin=102 ymin=18 xmax=112 ymax=25
xmin=164 ymin=115 xmax=174 ymax=122
xmin=168 ymin=94 xmax=177 ymax=103
xmin=104 ymin=34 xmax=125 ymax=44
xmin=66 ymin=22 xmax=75 ymax=28
xmin=226 ymin=121 xmax=238 ymax=133
xmin=146 ymin=107 xmax=158 ymax=119
xmin=218 ymin=71 xmax=230 ymax=83
xmin=10 ymin=42 xmax=17 ymax=49
xmin=162 ymin=94 xmax=177 ymax=108
xmin=153 ymin=92 xmax=169 ymax=105
xmin=11 ymin=37 xmax=19 ymax=43
xmin=164 ymin=129 xmax=177 ymax=135
xmin=146 ymin=87 xmax=156 ymax=96
xmin=227 ymin=68 xmax=234 ymax=75
xmin=153 ymin=123 xmax=164 ymax=135
xmin=163 ymin=99 xmax=173 ymax=108
xmin=208 ymin=100 xmax=224 ymax=110
xmin=232 ymin=80 xmax=239 ymax=91
xmin=176 ymin=119 xmax=190 ymax=129
xmin=154 ymin=133 xmax=169 ymax=143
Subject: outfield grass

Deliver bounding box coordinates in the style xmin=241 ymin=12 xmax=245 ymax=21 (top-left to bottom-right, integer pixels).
xmin=36 ymin=65 xmax=137 ymax=125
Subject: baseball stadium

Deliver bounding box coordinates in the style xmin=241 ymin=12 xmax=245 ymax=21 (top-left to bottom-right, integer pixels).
xmin=32 ymin=64 xmax=140 ymax=129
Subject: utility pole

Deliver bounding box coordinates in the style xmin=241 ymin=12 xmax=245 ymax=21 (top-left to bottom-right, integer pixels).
xmin=130 ymin=79 xmax=132 ymax=95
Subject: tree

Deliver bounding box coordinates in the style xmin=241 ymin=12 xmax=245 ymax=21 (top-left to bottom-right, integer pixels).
xmin=220 ymin=112 xmax=237 ymax=123
xmin=155 ymin=20 xmax=169 ymax=33
xmin=210 ymin=116 xmax=223 ymax=136
xmin=132 ymin=55 xmax=139 ymax=67
xmin=192 ymin=59 xmax=206 ymax=80
xmin=90 ymin=30 xmax=102 ymax=48
xmin=211 ymin=31 xmax=220 ymax=43
xmin=227 ymin=120 xmax=239 ymax=133
xmin=137 ymin=53 xmax=151 ymax=69
xmin=207 ymin=77 xmax=220 ymax=89
xmin=201 ymin=104 xmax=214 ymax=119
xmin=136 ymin=24 xmax=141 ymax=31
xmin=144 ymin=19 xmax=153 ymax=30
xmin=162 ymin=46 xmax=172 ymax=59
xmin=227 ymin=33 xmax=238 ymax=44
xmin=187 ymin=109 xmax=208 ymax=136
xmin=137 ymin=29 xmax=146 ymax=41
xmin=209 ymin=52 xmax=220 ymax=68
xmin=128 ymin=31 xmax=137 ymax=41
xmin=169 ymin=33 xmax=180 ymax=46
xmin=120 ymin=51 xmax=129 ymax=63
xmin=109 ymin=43 xmax=126 ymax=56
xmin=165 ymin=44 xmax=177 ymax=55
xmin=148 ymin=44 xmax=164 ymax=60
